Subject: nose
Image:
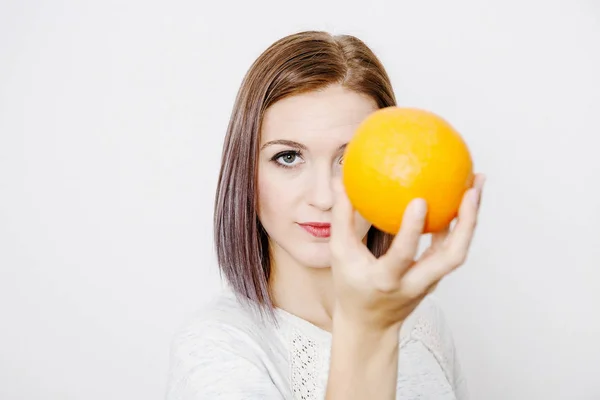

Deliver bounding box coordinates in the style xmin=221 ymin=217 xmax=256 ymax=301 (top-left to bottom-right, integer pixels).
xmin=307 ymin=164 xmax=335 ymax=211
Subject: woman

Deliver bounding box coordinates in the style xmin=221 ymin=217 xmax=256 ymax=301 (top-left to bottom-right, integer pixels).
xmin=166 ymin=30 xmax=485 ymax=399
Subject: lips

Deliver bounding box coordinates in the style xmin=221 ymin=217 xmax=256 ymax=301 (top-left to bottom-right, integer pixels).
xmin=298 ymin=222 xmax=331 ymax=238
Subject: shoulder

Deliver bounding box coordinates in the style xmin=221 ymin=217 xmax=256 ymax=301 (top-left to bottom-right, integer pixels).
xmin=402 ymin=294 xmax=470 ymax=398
xmin=173 ymin=290 xmax=267 ymax=341
xmin=404 ymin=294 xmax=449 ymax=333
xmin=400 ymin=295 xmax=452 ymax=370
xmin=166 ymin=291 xmax=284 ymax=399
xmin=168 ymin=290 xmax=280 ymax=365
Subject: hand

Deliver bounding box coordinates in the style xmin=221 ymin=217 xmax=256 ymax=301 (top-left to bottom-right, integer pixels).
xmin=329 ymin=173 xmax=486 ymax=332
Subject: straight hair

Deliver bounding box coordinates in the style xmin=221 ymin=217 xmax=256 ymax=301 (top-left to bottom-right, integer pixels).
xmin=214 ymin=30 xmax=397 ymax=313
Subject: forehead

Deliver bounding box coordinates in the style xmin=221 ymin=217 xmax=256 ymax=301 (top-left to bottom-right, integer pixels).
xmin=260 ymin=85 xmax=378 ymax=145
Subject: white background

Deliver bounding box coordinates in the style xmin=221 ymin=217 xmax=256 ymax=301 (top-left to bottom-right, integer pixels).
xmin=1 ymin=0 xmax=599 ymax=399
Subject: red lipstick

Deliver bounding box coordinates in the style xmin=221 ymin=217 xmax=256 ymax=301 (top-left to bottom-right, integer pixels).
xmin=298 ymin=222 xmax=331 ymax=238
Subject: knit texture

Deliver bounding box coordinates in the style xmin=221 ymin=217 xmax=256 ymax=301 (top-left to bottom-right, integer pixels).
xmin=166 ymin=289 xmax=469 ymax=399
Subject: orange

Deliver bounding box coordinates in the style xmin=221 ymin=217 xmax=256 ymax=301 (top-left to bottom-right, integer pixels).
xmin=342 ymin=107 xmax=474 ymax=234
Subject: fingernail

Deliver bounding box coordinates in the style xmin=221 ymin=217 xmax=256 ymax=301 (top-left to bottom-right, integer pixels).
xmin=411 ymin=198 xmax=428 ymax=217
xmin=476 ymin=174 xmax=487 ymax=190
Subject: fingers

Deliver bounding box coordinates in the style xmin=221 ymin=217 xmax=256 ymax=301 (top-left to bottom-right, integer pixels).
xmin=418 ymin=226 xmax=449 ymax=261
xmin=378 ymin=198 xmax=428 ymax=273
xmin=330 ymin=179 xmax=362 ymax=258
xmin=472 ymin=173 xmax=486 ymax=204
xmin=443 ymin=174 xmax=485 ymax=258
xmin=419 ymin=172 xmax=485 ymax=261
xmin=431 ymin=227 xmax=450 ymax=250
xmin=425 ymin=281 xmax=438 ymax=295
xmin=400 ymin=173 xmax=486 ymax=297
xmin=398 ymin=249 xmax=454 ymax=298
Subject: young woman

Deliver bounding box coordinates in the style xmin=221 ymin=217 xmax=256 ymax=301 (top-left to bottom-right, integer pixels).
xmin=166 ymin=30 xmax=485 ymax=399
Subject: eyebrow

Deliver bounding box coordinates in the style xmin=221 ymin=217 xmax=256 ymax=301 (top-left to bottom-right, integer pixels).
xmin=260 ymin=139 xmax=348 ymax=152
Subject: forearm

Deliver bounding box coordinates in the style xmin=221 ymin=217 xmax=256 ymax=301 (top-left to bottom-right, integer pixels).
xmin=325 ymin=317 xmax=401 ymax=400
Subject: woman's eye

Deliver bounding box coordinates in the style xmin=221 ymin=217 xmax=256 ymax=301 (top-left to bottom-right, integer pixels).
xmin=275 ymin=151 xmax=302 ymax=167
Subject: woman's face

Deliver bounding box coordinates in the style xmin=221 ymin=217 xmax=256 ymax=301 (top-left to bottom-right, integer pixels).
xmin=257 ymin=84 xmax=377 ymax=269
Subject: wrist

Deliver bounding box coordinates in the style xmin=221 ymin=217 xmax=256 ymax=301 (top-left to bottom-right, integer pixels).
xmin=332 ymin=305 xmax=403 ymax=339
xmin=327 ymin=311 xmax=401 ymax=399
xmin=332 ymin=312 xmax=402 ymax=348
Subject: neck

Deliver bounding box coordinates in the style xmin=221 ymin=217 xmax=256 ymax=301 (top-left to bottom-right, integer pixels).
xmin=269 ymin=247 xmax=336 ymax=332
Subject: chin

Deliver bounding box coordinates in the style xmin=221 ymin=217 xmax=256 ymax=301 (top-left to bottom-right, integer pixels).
xmin=295 ymin=242 xmax=332 ymax=269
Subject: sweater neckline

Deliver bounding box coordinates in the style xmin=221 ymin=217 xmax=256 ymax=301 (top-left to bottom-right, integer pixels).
xmin=220 ymin=285 xmax=415 ymax=344
xmin=274 ymin=307 xmax=333 ymax=344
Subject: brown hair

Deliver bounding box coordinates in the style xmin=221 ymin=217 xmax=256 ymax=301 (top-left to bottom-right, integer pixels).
xmin=214 ymin=30 xmax=396 ymax=312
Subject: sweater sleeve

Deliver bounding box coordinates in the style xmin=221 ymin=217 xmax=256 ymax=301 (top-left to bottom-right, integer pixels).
xmin=165 ymin=321 xmax=283 ymax=400
xmin=409 ymin=295 xmax=470 ymax=399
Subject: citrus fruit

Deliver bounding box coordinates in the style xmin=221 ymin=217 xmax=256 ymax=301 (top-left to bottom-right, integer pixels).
xmin=342 ymin=107 xmax=474 ymax=234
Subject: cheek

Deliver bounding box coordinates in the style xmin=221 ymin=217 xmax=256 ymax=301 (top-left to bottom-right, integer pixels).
xmin=257 ymin=167 xmax=296 ymax=224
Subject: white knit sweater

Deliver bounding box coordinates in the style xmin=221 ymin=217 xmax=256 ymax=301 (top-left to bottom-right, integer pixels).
xmin=166 ymin=288 xmax=469 ymax=399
